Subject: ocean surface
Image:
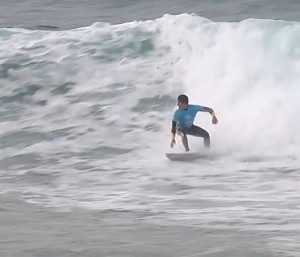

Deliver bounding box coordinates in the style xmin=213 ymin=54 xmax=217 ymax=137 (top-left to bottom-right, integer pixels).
xmin=1 ymin=1 xmax=300 ymax=257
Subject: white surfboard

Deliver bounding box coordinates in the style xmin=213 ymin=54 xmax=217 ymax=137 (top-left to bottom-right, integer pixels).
xmin=166 ymin=152 xmax=210 ymax=161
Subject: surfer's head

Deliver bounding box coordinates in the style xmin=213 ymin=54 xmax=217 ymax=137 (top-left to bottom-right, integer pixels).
xmin=177 ymin=94 xmax=188 ymax=109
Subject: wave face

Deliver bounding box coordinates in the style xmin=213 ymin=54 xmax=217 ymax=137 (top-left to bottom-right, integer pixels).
xmin=1 ymin=14 xmax=300 ymax=210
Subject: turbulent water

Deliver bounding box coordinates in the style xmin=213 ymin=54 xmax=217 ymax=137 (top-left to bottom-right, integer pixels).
xmin=1 ymin=8 xmax=300 ymax=257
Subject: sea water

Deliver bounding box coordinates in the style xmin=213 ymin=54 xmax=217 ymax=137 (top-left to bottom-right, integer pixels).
xmin=1 ymin=1 xmax=300 ymax=257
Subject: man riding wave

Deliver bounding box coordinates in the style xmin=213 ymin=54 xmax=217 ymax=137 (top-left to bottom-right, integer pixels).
xmin=170 ymin=95 xmax=218 ymax=152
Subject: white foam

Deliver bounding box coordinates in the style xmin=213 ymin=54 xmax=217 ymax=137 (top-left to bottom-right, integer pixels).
xmin=155 ymin=15 xmax=300 ymax=159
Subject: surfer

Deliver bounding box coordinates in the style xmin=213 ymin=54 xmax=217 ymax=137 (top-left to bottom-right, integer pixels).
xmin=170 ymin=94 xmax=218 ymax=152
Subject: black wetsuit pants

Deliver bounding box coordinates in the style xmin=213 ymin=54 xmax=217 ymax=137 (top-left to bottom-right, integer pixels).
xmin=177 ymin=125 xmax=210 ymax=148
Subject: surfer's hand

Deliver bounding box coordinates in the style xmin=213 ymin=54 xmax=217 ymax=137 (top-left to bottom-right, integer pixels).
xmin=212 ymin=116 xmax=218 ymax=124
xmin=212 ymin=112 xmax=218 ymax=124
xmin=170 ymin=135 xmax=176 ymax=148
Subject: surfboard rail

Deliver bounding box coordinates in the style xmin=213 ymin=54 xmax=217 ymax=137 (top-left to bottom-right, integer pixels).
xmin=166 ymin=152 xmax=210 ymax=161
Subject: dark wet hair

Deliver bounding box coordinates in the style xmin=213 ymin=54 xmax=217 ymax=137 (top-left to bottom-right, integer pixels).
xmin=177 ymin=94 xmax=189 ymax=104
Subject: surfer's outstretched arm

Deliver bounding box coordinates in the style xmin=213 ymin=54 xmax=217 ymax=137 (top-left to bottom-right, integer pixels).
xmin=203 ymin=107 xmax=218 ymax=124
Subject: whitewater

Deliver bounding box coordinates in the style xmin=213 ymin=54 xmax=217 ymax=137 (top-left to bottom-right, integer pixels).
xmin=1 ymin=14 xmax=300 ymax=256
